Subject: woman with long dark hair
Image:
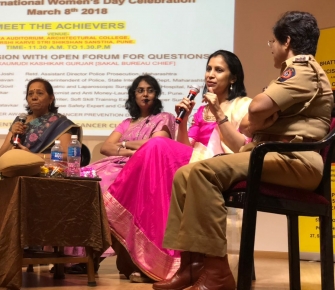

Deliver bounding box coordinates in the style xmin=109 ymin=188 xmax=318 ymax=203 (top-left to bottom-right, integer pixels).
xmin=62 ymin=74 xmax=175 ymax=274
xmin=86 ymin=74 xmax=175 ymax=194
xmin=104 ymin=50 xmax=252 ymax=283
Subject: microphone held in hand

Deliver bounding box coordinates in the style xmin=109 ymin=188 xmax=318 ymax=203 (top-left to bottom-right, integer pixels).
xmin=176 ymin=84 xmax=200 ymax=124
xmin=144 ymin=99 xmax=150 ymax=103
xmin=12 ymin=113 xmax=27 ymax=147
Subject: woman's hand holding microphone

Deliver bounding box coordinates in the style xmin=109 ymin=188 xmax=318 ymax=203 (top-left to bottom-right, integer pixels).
xmin=175 ymin=97 xmax=196 ymax=122
xmin=10 ymin=121 xmax=28 ymax=150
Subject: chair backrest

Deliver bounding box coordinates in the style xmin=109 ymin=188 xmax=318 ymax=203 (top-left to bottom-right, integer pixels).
xmin=80 ymin=144 xmax=91 ymax=167
xmin=320 ymin=118 xmax=335 ymax=161
xmin=315 ymin=123 xmax=335 ymax=197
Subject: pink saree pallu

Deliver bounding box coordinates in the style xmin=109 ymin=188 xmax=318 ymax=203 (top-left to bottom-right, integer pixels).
xmin=63 ymin=113 xmax=176 ymax=262
xmin=104 ymin=137 xmax=193 ymax=280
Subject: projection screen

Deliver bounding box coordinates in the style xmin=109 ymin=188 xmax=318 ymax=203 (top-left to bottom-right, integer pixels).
xmin=0 ymin=0 xmax=235 ymax=136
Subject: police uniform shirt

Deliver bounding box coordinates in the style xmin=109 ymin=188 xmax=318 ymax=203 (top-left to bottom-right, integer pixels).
xmin=262 ymin=55 xmax=333 ymax=140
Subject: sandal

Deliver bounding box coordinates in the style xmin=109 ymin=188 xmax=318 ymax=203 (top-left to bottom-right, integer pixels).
xmin=129 ymin=271 xmax=153 ymax=283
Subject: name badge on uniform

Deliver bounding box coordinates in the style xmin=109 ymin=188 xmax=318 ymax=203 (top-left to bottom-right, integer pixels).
xmin=293 ymin=55 xmax=310 ymax=63
xmin=278 ymin=67 xmax=296 ymax=82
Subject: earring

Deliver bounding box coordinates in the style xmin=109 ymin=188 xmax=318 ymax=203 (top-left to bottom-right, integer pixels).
xmin=48 ymin=104 xmax=52 ymax=111
xmin=230 ymin=83 xmax=233 ymax=90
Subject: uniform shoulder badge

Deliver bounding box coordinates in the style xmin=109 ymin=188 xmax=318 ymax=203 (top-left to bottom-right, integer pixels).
xmin=293 ymin=55 xmax=310 ymax=63
xmin=278 ymin=67 xmax=296 ymax=82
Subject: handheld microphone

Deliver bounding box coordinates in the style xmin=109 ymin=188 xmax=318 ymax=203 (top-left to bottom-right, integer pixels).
xmin=176 ymin=85 xmax=200 ymax=124
xmin=144 ymin=99 xmax=150 ymax=103
xmin=12 ymin=113 xmax=27 ymax=147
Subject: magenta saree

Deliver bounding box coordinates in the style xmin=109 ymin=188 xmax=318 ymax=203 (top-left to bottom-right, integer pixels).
xmin=104 ymin=97 xmax=252 ymax=281
xmin=63 ymin=112 xmax=175 ymax=260
xmin=87 ymin=112 xmax=176 ymax=194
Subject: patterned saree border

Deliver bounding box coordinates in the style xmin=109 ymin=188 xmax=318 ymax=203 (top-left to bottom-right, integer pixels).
xmin=104 ymin=193 xmax=180 ymax=281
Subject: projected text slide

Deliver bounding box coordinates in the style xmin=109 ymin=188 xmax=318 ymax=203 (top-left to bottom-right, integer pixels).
xmin=0 ymin=0 xmax=235 ymax=136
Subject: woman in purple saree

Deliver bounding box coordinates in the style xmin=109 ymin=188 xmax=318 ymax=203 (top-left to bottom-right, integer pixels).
xmin=104 ymin=50 xmax=252 ymax=282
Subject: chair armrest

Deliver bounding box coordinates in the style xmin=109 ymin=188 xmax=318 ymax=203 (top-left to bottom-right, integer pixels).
xmin=250 ymin=126 xmax=335 ymax=162
xmin=252 ymin=139 xmax=324 ymax=157
xmin=235 ymin=135 xmax=334 ymax=216
xmin=248 ymin=136 xmax=333 ymax=184
xmin=224 ymin=128 xmax=335 ymax=198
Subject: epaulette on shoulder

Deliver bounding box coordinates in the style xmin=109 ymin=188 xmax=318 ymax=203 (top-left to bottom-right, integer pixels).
xmin=293 ymin=55 xmax=310 ymax=63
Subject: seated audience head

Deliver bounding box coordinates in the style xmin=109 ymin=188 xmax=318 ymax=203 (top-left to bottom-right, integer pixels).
xmin=270 ymin=11 xmax=319 ymax=68
xmin=125 ymin=74 xmax=163 ymax=119
xmin=25 ymin=78 xmax=58 ymax=115
xmin=205 ymin=50 xmax=247 ymax=101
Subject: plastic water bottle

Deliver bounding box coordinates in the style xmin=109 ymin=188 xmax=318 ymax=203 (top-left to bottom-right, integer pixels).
xmin=49 ymin=140 xmax=64 ymax=178
xmin=67 ymin=135 xmax=81 ymax=177
xmin=51 ymin=140 xmax=63 ymax=167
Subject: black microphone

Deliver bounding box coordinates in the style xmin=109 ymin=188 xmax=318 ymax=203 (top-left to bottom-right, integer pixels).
xmin=176 ymin=85 xmax=200 ymax=124
xmin=144 ymin=99 xmax=150 ymax=103
xmin=12 ymin=113 xmax=27 ymax=147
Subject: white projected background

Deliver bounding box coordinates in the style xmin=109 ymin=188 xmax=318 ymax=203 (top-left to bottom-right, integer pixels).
xmin=0 ymin=0 xmax=234 ymax=136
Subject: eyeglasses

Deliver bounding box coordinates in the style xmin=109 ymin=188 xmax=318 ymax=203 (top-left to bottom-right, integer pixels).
xmin=135 ymin=88 xmax=156 ymax=94
xmin=267 ymin=39 xmax=275 ymax=47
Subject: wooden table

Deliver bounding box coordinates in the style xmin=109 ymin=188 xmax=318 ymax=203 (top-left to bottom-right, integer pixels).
xmin=0 ymin=176 xmax=111 ymax=290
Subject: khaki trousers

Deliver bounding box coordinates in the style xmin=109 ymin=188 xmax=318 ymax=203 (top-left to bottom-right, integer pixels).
xmin=163 ymin=150 xmax=323 ymax=257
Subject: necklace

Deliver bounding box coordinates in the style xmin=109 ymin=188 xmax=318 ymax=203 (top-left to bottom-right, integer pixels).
xmin=203 ymin=106 xmax=216 ymax=122
xmin=135 ymin=115 xmax=151 ymax=140
xmin=124 ymin=115 xmax=151 ymax=141
xmin=130 ymin=114 xmax=150 ymax=124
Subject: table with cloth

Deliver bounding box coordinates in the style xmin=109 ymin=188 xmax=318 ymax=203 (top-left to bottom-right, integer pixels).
xmin=0 ymin=176 xmax=111 ymax=290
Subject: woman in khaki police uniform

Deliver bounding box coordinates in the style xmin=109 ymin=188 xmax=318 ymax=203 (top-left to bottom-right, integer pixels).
xmin=153 ymin=11 xmax=333 ymax=290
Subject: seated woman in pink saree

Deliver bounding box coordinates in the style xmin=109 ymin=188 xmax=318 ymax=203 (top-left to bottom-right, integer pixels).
xmin=87 ymin=74 xmax=176 ymax=194
xmin=104 ymin=50 xmax=252 ymax=282
xmin=63 ymin=74 xmax=175 ymax=274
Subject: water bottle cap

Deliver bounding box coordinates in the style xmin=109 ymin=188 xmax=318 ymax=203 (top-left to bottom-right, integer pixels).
xmin=55 ymin=140 xmax=60 ymax=144
xmin=71 ymin=135 xmax=78 ymax=139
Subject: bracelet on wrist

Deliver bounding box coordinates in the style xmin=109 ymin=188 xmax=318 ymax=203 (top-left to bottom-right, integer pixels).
xmin=122 ymin=141 xmax=126 ymax=149
xmin=216 ymin=116 xmax=229 ymax=125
